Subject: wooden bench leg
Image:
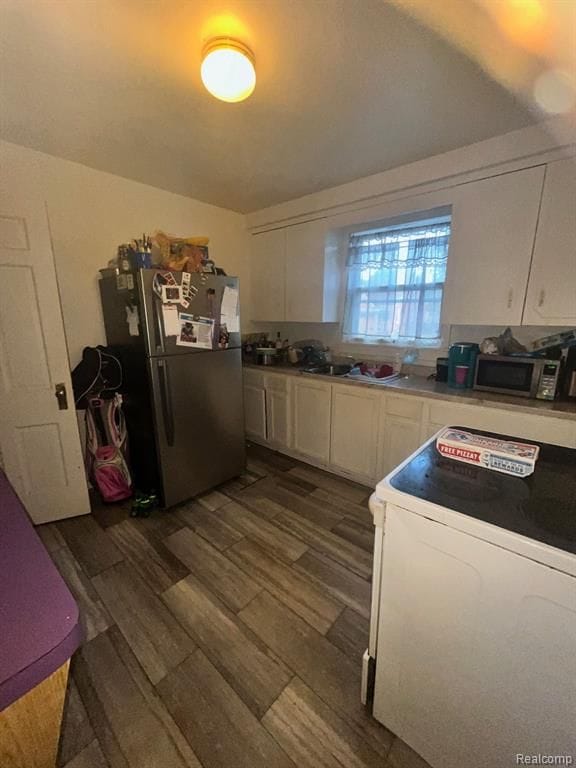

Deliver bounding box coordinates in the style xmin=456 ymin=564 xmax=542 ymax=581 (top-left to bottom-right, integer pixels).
xmin=0 ymin=661 xmax=70 ymax=768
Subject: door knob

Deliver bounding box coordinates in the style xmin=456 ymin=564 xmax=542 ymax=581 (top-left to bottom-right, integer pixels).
xmin=55 ymin=383 xmax=68 ymax=410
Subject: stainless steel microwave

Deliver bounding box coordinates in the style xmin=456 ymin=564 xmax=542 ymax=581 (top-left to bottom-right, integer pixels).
xmin=473 ymin=355 xmax=560 ymax=400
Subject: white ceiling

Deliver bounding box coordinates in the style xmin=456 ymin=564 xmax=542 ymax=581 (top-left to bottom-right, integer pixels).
xmin=0 ymin=0 xmax=537 ymax=212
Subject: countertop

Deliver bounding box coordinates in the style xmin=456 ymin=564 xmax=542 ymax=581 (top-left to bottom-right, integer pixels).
xmin=243 ymin=363 xmax=576 ymax=422
xmin=0 ymin=470 xmax=82 ymax=711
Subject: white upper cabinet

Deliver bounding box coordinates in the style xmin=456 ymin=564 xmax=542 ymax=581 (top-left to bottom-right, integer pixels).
xmin=523 ymin=157 xmax=576 ymax=326
xmin=250 ymin=228 xmax=286 ymax=321
xmin=250 ymin=219 xmax=340 ymax=323
xmin=285 ymin=219 xmax=340 ymax=322
xmin=443 ymin=166 xmax=545 ymax=326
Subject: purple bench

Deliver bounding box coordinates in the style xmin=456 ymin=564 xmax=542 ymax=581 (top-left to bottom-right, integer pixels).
xmin=0 ymin=468 xmax=82 ymax=765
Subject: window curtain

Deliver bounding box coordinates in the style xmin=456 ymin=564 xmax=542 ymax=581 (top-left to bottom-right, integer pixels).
xmin=342 ymin=222 xmax=450 ymax=343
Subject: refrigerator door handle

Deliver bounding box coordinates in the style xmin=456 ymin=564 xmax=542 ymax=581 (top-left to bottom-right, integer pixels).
xmin=154 ymin=297 xmax=166 ymax=354
xmin=157 ymin=359 xmax=175 ymax=446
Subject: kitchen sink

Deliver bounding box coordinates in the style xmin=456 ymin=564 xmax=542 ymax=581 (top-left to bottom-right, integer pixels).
xmin=301 ymin=364 xmax=352 ymax=377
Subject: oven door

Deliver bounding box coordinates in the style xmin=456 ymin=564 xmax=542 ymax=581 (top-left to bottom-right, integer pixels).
xmin=473 ymin=356 xmax=536 ymax=397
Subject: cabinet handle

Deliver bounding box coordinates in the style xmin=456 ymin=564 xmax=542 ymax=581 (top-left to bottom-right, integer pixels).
xmin=538 ymin=289 xmax=545 ymax=307
xmin=507 ymin=288 xmax=513 ymax=309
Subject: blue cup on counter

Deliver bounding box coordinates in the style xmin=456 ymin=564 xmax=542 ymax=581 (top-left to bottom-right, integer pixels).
xmin=448 ymin=343 xmax=479 ymax=389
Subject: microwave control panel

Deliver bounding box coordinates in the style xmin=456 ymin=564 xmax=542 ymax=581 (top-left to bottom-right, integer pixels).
xmin=536 ymin=362 xmax=560 ymax=400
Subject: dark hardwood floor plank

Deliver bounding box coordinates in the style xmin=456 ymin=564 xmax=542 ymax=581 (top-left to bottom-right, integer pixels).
xmin=61 ymin=740 xmax=109 ymax=768
xmin=165 ymin=527 xmax=261 ymax=612
xmin=36 ymin=521 xmax=66 ymax=554
xmin=106 ymin=625 xmax=203 ymax=768
xmin=276 ymin=474 xmax=316 ymax=496
xmin=157 ymin=650 xmax=296 ymax=768
xmin=272 ymin=508 xmax=373 ymax=580
xmin=57 ymin=515 xmax=123 ymax=577
xmin=287 ymin=466 xmax=370 ymax=503
xmin=247 ymin=444 xmax=298 ymax=472
xmin=262 ymin=676 xmax=384 ymax=768
xmin=228 ymin=539 xmax=343 ymax=635
xmin=52 ymin=546 xmax=113 ymax=642
xmin=58 ymin=678 xmax=95 ymax=766
xmin=221 ymin=483 xmax=287 ymax=520
xmin=162 ymin=575 xmax=291 ymax=718
xmin=238 ymin=591 xmax=393 ymax=759
xmin=175 ymin=501 xmax=245 ymax=551
xmin=196 ymin=490 xmax=230 ymax=511
xmin=92 ymin=561 xmax=195 ymax=685
xmin=131 ymin=509 xmax=185 ymax=540
xmin=332 ymin=518 xmax=375 ymax=553
xmin=106 ymin=519 xmax=189 ymax=595
xmin=218 ymin=500 xmax=309 ymax=562
xmin=258 ymin=483 xmax=345 ymax=530
xmin=78 ymin=632 xmax=191 ymax=768
xmin=326 ymin=608 xmax=370 ymax=662
xmin=72 ymin=655 xmax=129 ymax=768
xmin=310 ymin=488 xmax=373 ymax=529
xmin=294 ymin=550 xmax=371 ymax=619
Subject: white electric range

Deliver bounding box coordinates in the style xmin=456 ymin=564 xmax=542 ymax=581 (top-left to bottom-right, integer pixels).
xmin=363 ymin=427 xmax=576 ymax=768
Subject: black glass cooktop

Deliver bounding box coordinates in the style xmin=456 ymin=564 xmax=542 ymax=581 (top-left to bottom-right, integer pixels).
xmin=389 ymin=427 xmax=576 ymax=556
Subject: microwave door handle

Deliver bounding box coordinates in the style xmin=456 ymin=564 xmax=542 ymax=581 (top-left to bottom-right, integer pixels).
xmin=157 ymin=359 xmax=175 ymax=446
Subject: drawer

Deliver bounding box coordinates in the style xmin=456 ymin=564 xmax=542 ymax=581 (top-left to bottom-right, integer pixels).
xmin=385 ymin=394 xmax=423 ymax=420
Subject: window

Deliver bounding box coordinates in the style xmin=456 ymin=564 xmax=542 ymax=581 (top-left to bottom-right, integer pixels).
xmin=342 ymin=218 xmax=451 ymax=346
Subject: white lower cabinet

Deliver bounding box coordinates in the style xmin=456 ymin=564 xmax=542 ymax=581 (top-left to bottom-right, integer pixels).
xmin=265 ymin=374 xmax=291 ymax=450
xmin=330 ymin=385 xmax=380 ymax=482
xmin=292 ymin=378 xmax=332 ymax=464
xmin=245 ymin=369 xmax=576 ymax=484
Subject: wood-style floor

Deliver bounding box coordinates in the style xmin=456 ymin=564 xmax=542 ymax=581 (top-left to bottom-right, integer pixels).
xmin=37 ymin=443 xmax=431 ymax=768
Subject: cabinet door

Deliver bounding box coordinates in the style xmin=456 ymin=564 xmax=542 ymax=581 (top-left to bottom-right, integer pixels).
xmin=523 ymin=157 xmax=576 ymax=325
xmin=243 ymin=385 xmax=267 ymax=442
xmin=443 ymin=166 xmax=545 ymax=325
xmin=265 ymin=376 xmax=291 ymax=449
xmin=285 ymin=219 xmax=332 ymax=322
xmin=292 ymin=379 xmax=331 ymax=463
xmin=250 ymin=229 xmax=286 ymax=321
xmin=330 ymin=385 xmax=380 ymax=481
xmin=379 ymin=415 xmax=422 ymax=477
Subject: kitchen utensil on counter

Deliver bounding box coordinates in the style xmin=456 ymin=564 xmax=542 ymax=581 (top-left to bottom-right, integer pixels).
xmin=448 ymin=343 xmax=479 ymax=389
xmin=256 ymin=347 xmax=278 ymax=366
xmin=436 ymin=357 xmax=449 ymax=382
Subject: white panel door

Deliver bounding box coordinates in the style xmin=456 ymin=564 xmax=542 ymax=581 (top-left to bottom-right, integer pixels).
xmin=292 ymin=379 xmax=331 ymax=463
xmin=250 ymin=229 xmax=286 ymax=321
xmin=243 ymin=385 xmax=267 ymax=442
xmin=0 ymin=192 xmax=90 ymax=523
xmin=374 ymin=504 xmax=576 ymax=768
xmin=330 ymin=385 xmax=380 ymax=481
xmin=523 ymin=157 xmax=576 ymax=325
xmin=443 ymin=166 xmax=545 ymax=325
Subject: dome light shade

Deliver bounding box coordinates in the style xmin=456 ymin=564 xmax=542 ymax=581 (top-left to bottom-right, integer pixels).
xmin=201 ymin=39 xmax=256 ymax=103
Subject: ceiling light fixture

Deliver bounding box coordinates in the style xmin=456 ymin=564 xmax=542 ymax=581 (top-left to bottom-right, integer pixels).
xmin=200 ymin=38 xmax=256 ymax=103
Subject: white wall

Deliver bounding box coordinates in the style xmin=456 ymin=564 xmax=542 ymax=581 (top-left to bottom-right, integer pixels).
xmin=0 ymin=140 xmax=251 ymax=368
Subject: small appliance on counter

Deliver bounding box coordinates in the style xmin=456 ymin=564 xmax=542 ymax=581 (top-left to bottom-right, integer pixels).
xmin=435 ymin=357 xmax=449 ymax=383
xmin=473 ymin=354 xmax=561 ymax=400
xmin=447 ymin=342 xmax=479 ymax=389
xmin=560 ymin=345 xmax=576 ymax=400
xmin=255 ymin=347 xmax=278 ymax=366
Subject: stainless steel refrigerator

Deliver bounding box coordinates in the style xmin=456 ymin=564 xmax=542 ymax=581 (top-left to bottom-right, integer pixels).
xmin=99 ymin=269 xmax=245 ymax=507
